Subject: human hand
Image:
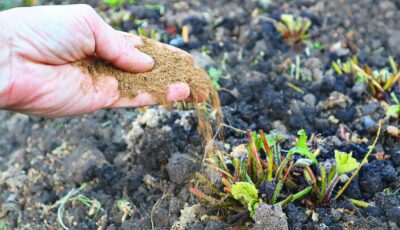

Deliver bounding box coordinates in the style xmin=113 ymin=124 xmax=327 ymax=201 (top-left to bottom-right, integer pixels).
xmin=0 ymin=4 xmax=191 ymax=117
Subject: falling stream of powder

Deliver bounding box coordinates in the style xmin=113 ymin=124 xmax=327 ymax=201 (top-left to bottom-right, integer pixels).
xmin=77 ymin=37 xmax=222 ymax=142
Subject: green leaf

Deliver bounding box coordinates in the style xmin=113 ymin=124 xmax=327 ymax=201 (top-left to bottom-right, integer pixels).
xmin=117 ymin=200 xmax=130 ymax=210
xmin=296 ymin=130 xmax=308 ymax=149
xmin=248 ymin=199 xmax=262 ymax=217
xmin=281 ymin=14 xmax=294 ymax=28
xmin=231 ymin=182 xmax=258 ymax=205
xmin=144 ymin=4 xmax=165 ymax=14
xmin=0 ymin=219 xmax=6 ymax=230
xmin=335 ymin=150 xmax=360 ymax=175
xmin=386 ymin=104 xmax=399 ymax=118
xmin=289 ymin=130 xmax=317 ymax=164
xmin=103 ymin=0 xmax=125 ymax=6
xmin=265 ymin=134 xmax=277 ymax=147
xmin=208 ymin=67 xmax=222 ymax=78
xmin=231 ymin=181 xmax=261 ymax=216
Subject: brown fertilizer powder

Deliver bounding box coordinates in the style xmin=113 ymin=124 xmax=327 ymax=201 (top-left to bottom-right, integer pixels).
xmin=78 ymin=37 xmax=222 ymax=141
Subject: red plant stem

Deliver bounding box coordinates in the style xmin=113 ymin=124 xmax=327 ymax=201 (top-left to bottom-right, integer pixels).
xmin=247 ymin=130 xmax=261 ymax=162
xmin=247 ymin=157 xmax=252 ymax=178
xmin=305 ymin=166 xmax=320 ymax=197
xmin=259 ymin=158 xmax=268 ymax=169
xmin=246 ymin=130 xmax=262 ymax=177
xmin=190 ymin=188 xmax=218 ymax=203
xmin=283 ymin=163 xmax=294 ymax=182
xmin=275 ymin=155 xmax=292 ymax=183
xmin=259 ymin=130 xmax=271 ymax=152
xmin=260 ymin=130 xmax=274 ymax=182
xmin=323 ymin=174 xmax=340 ymax=202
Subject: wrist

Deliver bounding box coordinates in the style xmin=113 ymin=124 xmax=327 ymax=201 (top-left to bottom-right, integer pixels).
xmin=0 ymin=11 xmax=13 ymax=109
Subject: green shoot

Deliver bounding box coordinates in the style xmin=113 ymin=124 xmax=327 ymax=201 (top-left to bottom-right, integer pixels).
xmin=191 ymin=127 xmax=374 ymax=219
xmin=335 ymin=121 xmax=382 ymax=199
xmin=288 ymin=130 xmax=317 ymax=164
xmin=349 ymin=199 xmax=370 ymax=208
xmin=320 ymin=151 xmax=360 ymax=202
xmin=271 ymin=180 xmax=283 ymax=205
xmin=137 ymin=27 xmax=158 ymax=40
xmin=103 ymin=0 xmax=136 ymax=7
xmin=276 ymin=186 xmax=312 ymax=207
xmin=275 ymin=14 xmax=312 ymax=46
xmin=117 ymin=200 xmax=134 ymax=222
xmin=318 ymin=163 xmax=327 ymax=202
xmin=231 ymin=182 xmax=261 ymax=216
xmin=332 ymin=56 xmax=400 ymax=101
xmin=45 ymin=184 xmax=102 ymax=230
xmin=208 ymin=67 xmax=228 ymax=90
xmin=386 ymin=104 xmax=400 ymax=119
xmin=144 ymin=4 xmax=165 ymax=15
xmin=287 ymin=82 xmax=305 ymax=94
xmin=335 ymin=151 xmax=360 ymax=175
xmin=0 ymin=219 xmax=6 ymax=230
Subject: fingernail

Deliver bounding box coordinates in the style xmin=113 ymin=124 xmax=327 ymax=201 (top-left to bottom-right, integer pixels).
xmin=168 ymin=83 xmax=190 ymax=101
xmin=140 ymin=53 xmax=154 ymax=65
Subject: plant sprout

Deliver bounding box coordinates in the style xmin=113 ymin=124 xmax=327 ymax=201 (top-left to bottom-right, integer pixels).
xmin=231 ymin=182 xmax=262 ymax=216
xmin=117 ymin=200 xmax=134 ymax=222
xmin=45 ymin=184 xmax=103 ymax=230
xmin=103 ymin=0 xmax=136 ymax=7
xmin=190 ymin=129 xmax=318 ymax=216
xmin=208 ymin=67 xmax=228 ymax=90
xmin=332 ymin=56 xmax=400 ymax=101
xmin=317 ymin=150 xmax=360 ymax=203
xmin=275 ymin=14 xmax=312 ymax=46
xmin=190 ymin=125 xmax=381 ymax=218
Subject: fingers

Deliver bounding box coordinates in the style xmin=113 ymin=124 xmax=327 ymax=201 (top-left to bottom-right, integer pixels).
xmin=82 ymin=5 xmax=154 ymax=73
xmin=83 ymin=4 xmax=195 ymax=73
xmin=111 ymin=82 xmax=190 ymax=108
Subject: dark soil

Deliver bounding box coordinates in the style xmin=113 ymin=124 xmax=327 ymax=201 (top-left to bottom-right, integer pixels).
xmin=0 ymin=0 xmax=399 ymax=229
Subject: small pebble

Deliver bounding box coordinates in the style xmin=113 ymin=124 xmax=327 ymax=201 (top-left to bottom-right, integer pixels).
xmin=303 ymin=93 xmax=316 ymax=107
xmin=387 ymin=126 xmax=399 ymax=137
xmin=170 ymin=37 xmax=184 ymax=47
xmin=312 ymin=211 xmax=319 ymax=222
xmin=328 ymin=115 xmax=340 ymax=124
xmin=362 ymin=116 xmax=377 ymax=130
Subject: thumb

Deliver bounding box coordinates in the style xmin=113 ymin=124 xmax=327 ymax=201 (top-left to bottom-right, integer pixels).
xmin=84 ymin=6 xmax=154 ymax=72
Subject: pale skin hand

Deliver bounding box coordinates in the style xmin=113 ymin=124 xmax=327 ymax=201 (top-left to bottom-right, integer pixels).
xmin=0 ymin=4 xmax=192 ymax=117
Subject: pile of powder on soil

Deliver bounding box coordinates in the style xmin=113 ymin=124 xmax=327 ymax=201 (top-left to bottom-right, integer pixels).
xmin=77 ymin=37 xmax=222 ymax=141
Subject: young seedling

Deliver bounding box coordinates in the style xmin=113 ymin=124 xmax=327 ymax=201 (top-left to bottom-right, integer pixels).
xmin=45 ymin=184 xmax=103 ymax=230
xmin=332 ymin=56 xmax=400 ymax=101
xmin=117 ymin=200 xmax=134 ymax=222
xmin=191 ymin=123 xmax=382 ymax=222
xmin=334 ymin=121 xmax=382 ymax=199
xmin=103 ymin=0 xmax=136 ymax=7
xmin=137 ymin=27 xmax=158 ymax=40
xmin=190 ymin=128 xmax=318 ymax=218
xmin=208 ymin=67 xmax=229 ymax=90
xmin=144 ymin=4 xmax=166 ymax=15
xmin=386 ymin=93 xmax=399 ymax=119
xmin=0 ymin=218 xmax=6 ymax=230
xmin=230 ymin=182 xmax=262 ymax=216
xmin=275 ymin=14 xmax=312 ymax=46
xmin=317 ymin=150 xmax=360 ymax=203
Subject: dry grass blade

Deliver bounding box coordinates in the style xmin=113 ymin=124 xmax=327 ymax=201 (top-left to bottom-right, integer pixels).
xmin=334 ymin=121 xmax=382 ymax=199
